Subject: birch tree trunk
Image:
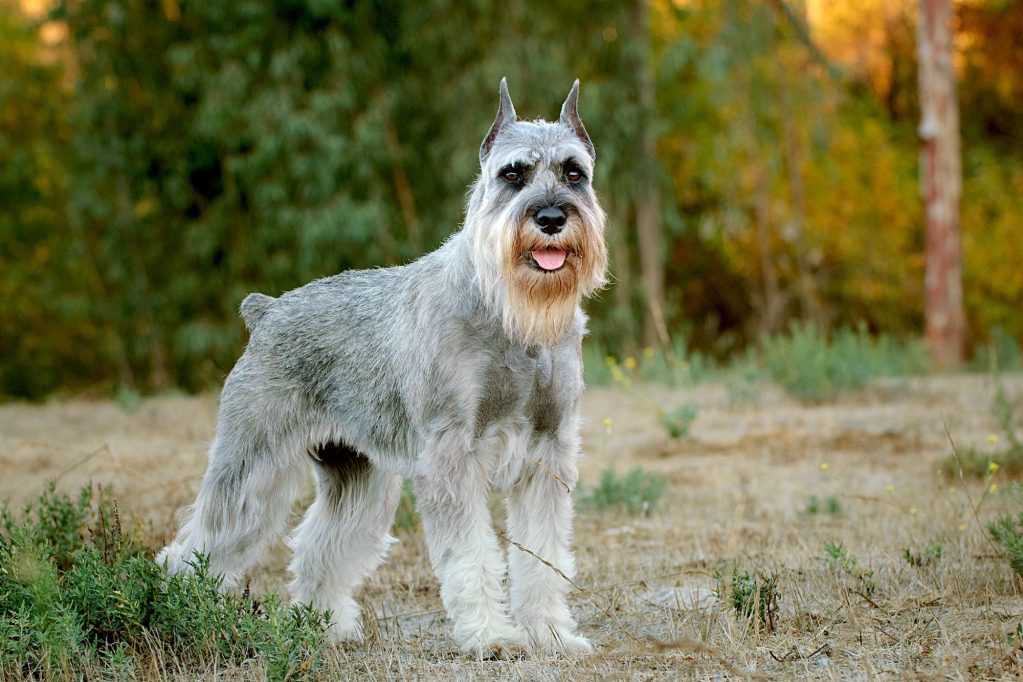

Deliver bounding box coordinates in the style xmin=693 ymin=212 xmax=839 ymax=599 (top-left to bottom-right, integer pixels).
xmin=917 ymin=0 xmax=965 ymax=368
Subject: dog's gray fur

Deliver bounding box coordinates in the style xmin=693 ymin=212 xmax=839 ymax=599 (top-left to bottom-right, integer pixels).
xmin=159 ymin=79 xmax=607 ymax=657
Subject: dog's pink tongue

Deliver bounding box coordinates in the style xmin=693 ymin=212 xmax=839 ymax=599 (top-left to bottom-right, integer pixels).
xmin=532 ymin=248 xmax=567 ymax=271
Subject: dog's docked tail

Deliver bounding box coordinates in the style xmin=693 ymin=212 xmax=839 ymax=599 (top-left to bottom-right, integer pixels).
xmin=240 ymin=293 xmax=276 ymax=331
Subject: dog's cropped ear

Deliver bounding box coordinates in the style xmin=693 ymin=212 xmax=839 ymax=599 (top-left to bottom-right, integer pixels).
xmin=559 ymin=79 xmax=594 ymax=161
xmin=480 ymin=77 xmax=517 ymax=165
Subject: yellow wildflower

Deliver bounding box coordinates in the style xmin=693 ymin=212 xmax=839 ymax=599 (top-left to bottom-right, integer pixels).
xmin=820 ymin=462 xmax=829 ymax=472
xmin=989 ymin=461 xmax=1000 ymax=474
xmin=988 ymin=434 xmax=999 ymax=444
xmin=886 ymin=485 xmax=894 ymax=494
xmin=990 ymin=483 xmax=998 ymax=494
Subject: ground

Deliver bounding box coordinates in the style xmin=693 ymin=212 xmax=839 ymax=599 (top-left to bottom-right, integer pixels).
xmin=2 ymin=374 xmax=1023 ymax=680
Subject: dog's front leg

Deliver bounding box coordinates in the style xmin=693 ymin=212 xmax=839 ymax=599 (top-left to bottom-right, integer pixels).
xmin=506 ymin=442 xmax=592 ymax=653
xmin=413 ymin=432 xmax=525 ymax=658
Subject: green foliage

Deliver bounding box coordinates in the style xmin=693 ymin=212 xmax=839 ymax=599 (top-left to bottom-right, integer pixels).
xmin=662 ymin=403 xmax=699 ymax=439
xmin=823 ymin=541 xmax=876 ymax=596
xmin=393 ymin=479 xmax=419 ymax=533
xmin=1 ymin=0 xmax=1022 ymax=399
xmin=902 ymin=543 xmax=943 ymax=569
xmin=0 ymin=483 xmax=329 ymax=680
xmin=716 ymin=566 xmax=779 ymax=633
xmin=805 ymin=495 xmax=841 ymax=516
xmin=761 ymin=323 xmax=928 ymax=401
xmin=989 ymin=511 xmax=1023 ymax=580
xmin=579 ymin=467 xmax=666 ymax=516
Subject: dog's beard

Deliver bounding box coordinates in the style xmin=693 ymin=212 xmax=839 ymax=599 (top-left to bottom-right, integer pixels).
xmin=473 ymin=202 xmax=608 ymax=347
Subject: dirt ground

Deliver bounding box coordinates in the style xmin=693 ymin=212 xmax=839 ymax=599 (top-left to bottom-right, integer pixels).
xmin=2 ymin=373 xmax=1023 ymax=680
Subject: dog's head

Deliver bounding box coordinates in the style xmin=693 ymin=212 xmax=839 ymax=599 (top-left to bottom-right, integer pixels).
xmin=467 ymin=78 xmax=608 ymax=347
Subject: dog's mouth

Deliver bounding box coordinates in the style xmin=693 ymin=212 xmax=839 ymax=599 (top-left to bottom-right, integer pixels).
xmin=528 ymin=248 xmax=569 ymax=272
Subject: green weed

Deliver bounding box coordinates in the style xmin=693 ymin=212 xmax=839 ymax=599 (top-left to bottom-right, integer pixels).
xmin=579 ymin=467 xmax=666 ymax=516
xmin=716 ymin=566 xmax=779 ymax=633
xmin=805 ymin=495 xmax=842 ymax=515
xmin=988 ymin=486 xmax=1023 ymax=579
xmin=824 ymin=541 xmax=876 ymax=596
xmin=662 ymin=403 xmax=699 ymax=439
xmin=902 ymin=543 xmax=943 ymax=568
xmin=393 ymin=479 xmax=420 ymax=532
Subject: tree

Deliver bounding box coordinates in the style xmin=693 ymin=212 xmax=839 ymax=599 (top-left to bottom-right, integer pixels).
xmin=917 ymin=0 xmax=965 ymax=367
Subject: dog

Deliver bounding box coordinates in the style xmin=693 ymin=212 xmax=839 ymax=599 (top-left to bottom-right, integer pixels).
xmin=158 ymin=78 xmax=608 ymax=658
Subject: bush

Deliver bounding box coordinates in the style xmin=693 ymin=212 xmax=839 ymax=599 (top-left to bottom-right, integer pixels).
xmin=716 ymin=566 xmax=779 ymax=633
xmin=0 ymin=483 xmax=329 ymax=681
xmin=662 ymin=404 xmax=699 ymax=439
xmin=579 ymin=467 xmax=666 ymax=516
xmin=989 ymin=490 xmax=1023 ymax=580
xmin=761 ymin=322 xmax=928 ymax=401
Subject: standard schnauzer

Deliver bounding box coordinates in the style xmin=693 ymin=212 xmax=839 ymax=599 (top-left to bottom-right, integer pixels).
xmin=158 ymin=79 xmax=608 ymax=657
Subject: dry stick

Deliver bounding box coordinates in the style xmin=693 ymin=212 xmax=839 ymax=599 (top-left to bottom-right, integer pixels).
xmin=768 ymin=641 xmax=829 ymax=663
xmin=54 ymin=443 xmax=110 ymax=483
xmin=943 ymin=416 xmax=1003 ymax=555
xmin=534 ymin=459 xmax=572 ymax=494
xmin=496 ymin=529 xmax=642 ymax=646
xmin=498 ymin=531 xmax=765 ymax=680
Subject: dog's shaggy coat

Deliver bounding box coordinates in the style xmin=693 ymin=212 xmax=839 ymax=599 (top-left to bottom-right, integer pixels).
xmin=159 ymin=79 xmax=607 ymax=657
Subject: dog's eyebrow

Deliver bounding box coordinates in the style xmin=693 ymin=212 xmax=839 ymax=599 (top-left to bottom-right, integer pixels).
xmin=497 ymin=161 xmax=534 ymax=175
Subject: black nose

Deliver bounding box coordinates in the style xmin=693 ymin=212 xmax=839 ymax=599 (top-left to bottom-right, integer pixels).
xmin=535 ymin=206 xmax=567 ymax=234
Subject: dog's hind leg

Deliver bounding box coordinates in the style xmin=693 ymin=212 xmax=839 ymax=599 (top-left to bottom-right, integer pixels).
xmin=157 ymin=407 xmax=306 ymax=588
xmin=287 ymin=441 xmax=401 ymax=642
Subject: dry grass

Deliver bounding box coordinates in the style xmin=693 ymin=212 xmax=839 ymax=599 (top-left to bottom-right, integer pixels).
xmin=3 ymin=374 xmax=1023 ymax=680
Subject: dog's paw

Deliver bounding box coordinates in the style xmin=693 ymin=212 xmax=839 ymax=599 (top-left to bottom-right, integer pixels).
xmin=526 ymin=624 xmax=594 ymax=655
xmin=460 ymin=624 xmax=529 ymax=660
xmin=326 ymin=618 xmax=364 ymax=644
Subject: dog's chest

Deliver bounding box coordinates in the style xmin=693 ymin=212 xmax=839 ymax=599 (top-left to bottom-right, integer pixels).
xmin=471 ymin=346 xmax=577 ymax=490
xmin=474 ymin=347 xmax=557 ymax=432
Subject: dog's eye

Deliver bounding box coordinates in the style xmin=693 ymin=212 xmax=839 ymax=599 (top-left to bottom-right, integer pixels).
xmin=503 ymin=171 xmax=521 ymax=183
xmin=566 ymin=170 xmax=583 ymax=183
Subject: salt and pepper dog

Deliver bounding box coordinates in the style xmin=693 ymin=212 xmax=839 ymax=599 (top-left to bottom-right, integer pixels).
xmin=159 ymin=79 xmax=608 ymax=657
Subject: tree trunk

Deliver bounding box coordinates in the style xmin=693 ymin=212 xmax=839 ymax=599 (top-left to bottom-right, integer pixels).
xmin=755 ymin=169 xmax=783 ymax=335
xmin=631 ymin=0 xmax=668 ymax=352
xmin=917 ymin=0 xmax=965 ymax=368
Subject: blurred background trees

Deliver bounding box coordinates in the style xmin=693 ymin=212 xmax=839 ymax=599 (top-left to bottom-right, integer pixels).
xmin=1 ymin=0 xmax=1020 ymax=398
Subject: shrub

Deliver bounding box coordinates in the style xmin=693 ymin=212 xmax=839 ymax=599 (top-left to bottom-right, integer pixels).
xmin=579 ymin=467 xmax=666 ymax=516
xmin=761 ymin=322 xmax=927 ymax=401
xmin=989 ymin=497 xmax=1023 ymax=579
xmin=716 ymin=566 xmax=779 ymax=633
xmin=662 ymin=403 xmax=699 ymax=439
xmin=824 ymin=540 xmax=876 ymax=596
xmin=0 ymin=483 xmax=329 ymax=681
